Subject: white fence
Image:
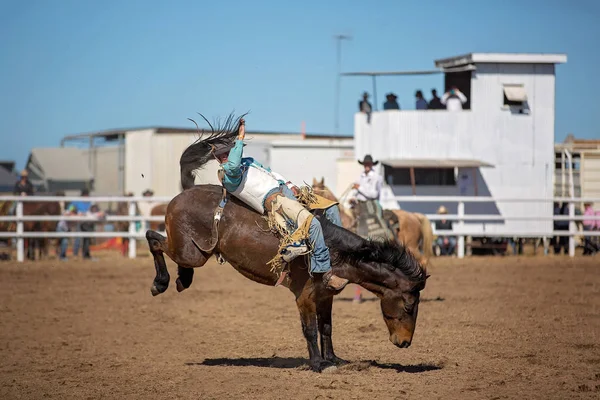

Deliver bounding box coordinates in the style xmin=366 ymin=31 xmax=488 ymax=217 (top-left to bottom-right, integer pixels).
xmin=1 ymin=195 xmax=600 ymax=262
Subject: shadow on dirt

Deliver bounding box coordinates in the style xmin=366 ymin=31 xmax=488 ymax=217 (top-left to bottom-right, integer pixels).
xmin=188 ymin=357 xmax=443 ymax=373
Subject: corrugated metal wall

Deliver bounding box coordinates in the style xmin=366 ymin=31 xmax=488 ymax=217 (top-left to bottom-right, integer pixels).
xmin=83 ymin=146 xmax=120 ymax=195
xmin=355 ymin=62 xmax=557 ymax=236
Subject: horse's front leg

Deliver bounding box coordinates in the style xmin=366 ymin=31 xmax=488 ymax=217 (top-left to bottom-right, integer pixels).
xmin=296 ymin=289 xmax=335 ymax=372
xmin=316 ymin=294 xmax=348 ymax=366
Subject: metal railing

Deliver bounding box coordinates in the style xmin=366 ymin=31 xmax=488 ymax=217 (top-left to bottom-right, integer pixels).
xmin=1 ymin=195 xmax=600 ymax=262
xmin=387 ymin=195 xmax=600 ymax=258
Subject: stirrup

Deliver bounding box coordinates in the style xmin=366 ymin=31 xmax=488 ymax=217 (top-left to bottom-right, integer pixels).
xmin=281 ymin=241 xmax=309 ymax=263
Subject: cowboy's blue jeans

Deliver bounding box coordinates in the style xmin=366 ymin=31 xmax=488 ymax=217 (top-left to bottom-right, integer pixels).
xmin=273 ymin=185 xmax=332 ymax=275
xmin=324 ymin=206 xmax=342 ymax=227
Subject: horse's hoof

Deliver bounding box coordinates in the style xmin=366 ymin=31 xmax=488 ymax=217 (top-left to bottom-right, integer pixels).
xmin=150 ymin=285 xmax=161 ymax=296
xmin=309 ymin=360 xmax=336 ymax=373
xmin=176 ymin=279 xmax=186 ymax=292
xmin=328 ymin=356 xmax=349 ymax=366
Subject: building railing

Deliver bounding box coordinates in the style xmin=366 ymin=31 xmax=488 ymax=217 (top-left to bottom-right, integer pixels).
xmin=1 ymin=195 xmax=600 ymax=262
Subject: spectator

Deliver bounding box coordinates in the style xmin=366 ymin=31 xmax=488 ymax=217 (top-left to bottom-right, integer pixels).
xmin=56 ymin=205 xmax=77 ymax=260
xmin=435 ymin=205 xmax=456 ymax=255
xmin=13 ymin=170 xmax=34 ymax=196
xmin=70 ymin=189 xmax=104 ymax=259
xmin=582 ymin=203 xmax=599 ymax=255
xmin=358 ymin=92 xmax=372 ymax=123
xmin=415 ymin=90 xmax=428 ymax=110
xmin=428 ymin=89 xmax=444 ymax=109
xmin=383 ymin=93 xmax=400 ymax=110
xmin=552 ymin=202 xmax=569 ymax=254
xmin=441 ymin=86 xmax=467 ymax=111
xmin=9 ymin=169 xmax=35 ymax=215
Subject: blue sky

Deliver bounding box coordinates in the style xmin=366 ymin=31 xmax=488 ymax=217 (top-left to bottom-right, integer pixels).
xmin=1 ymin=0 xmax=598 ymax=170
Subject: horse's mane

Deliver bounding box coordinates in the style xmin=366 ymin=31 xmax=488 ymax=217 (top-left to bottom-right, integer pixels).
xmin=180 ymin=112 xmax=248 ymax=190
xmin=318 ymin=214 xmax=425 ymax=282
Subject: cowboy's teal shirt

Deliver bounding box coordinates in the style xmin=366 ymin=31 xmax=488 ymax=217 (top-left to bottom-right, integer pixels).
xmin=220 ymin=139 xmax=283 ymax=193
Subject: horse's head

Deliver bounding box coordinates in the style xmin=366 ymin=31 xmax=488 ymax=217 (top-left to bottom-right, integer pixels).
xmin=326 ymin=220 xmax=428 ymax=348
xmin=311 ymin=177 xmax=338 ymax=203
xmin=379 ymin=267 xmax=427 ymax=348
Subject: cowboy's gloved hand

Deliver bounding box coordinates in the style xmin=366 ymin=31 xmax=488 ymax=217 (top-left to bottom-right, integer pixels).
xmin=291 ymin=186 xmax=299 ymax=196
xmin=352 ymin=183 xmax=360 ymax=189
xmin=238 ymin=118 xmax=245 ymax=140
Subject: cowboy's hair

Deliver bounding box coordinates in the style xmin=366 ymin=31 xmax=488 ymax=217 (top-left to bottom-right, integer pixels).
xmin=180 ymin=112 xmax=248 ymax=190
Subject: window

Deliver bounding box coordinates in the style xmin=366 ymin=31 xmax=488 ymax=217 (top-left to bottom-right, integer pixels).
xmin=503 ymin=84 xmax=527 ymax=106
xmin=444 ymin=70 xmax=472 ymax=110
xmin=384 ymin=166 xmax=456 ymax=186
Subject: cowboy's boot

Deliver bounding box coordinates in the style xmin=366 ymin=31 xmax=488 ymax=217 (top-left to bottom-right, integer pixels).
xmin=322 ymin=270 xmax=349 ymax=291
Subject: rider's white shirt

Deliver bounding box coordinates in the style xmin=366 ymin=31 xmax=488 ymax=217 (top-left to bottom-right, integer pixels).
xmin=355 ymin=170 xmax=383 ymax=201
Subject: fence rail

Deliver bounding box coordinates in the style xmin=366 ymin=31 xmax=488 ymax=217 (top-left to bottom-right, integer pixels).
xmin=1 ymin=195 xmax=599 ymax=262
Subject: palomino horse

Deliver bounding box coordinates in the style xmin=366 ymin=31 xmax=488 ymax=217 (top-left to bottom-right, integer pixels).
xmin=311 ymin=178 xmax=434 ymax=267
xmin=0 ymin=197 xmax=61 ymax=260
xmin=146 ymin=115 xmax=428 ymax=372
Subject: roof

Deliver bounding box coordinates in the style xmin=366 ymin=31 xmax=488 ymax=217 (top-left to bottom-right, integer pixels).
xmin=60 ymin=126 xmax=352 ymax=144
xmin=435 ymin=53 xmax=567 ymax=68
xmin=28 ymin=148 xmax=93 ymax=182
xmin=0 ymin=164 xmax=17 ymax=188
xmin=380 ymin=159 xmax=494 ymax=168
xmin=341 ymin=64 xmax=476 ymax=77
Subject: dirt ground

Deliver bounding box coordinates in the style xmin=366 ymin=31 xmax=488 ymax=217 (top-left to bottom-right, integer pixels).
xmin=0 ymin=251 xmax=599 ymax=400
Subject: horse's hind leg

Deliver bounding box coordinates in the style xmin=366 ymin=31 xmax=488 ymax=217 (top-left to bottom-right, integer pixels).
xmin=176 ymin=266 xmax=194 ymax=292
xmin=146 ymin=230 xmax=170 ymax=296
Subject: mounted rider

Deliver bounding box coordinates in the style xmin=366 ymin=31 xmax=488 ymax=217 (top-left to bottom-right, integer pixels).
xmin=211 ymin=118 xmax=349 ymax=291
xmin=350 ymin=155 xmax=394 ymax=241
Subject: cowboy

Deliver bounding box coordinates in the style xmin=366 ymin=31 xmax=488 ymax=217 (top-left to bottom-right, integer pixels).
xmin=7 ymin=170 xmax=34 ymax=216
xmin=352 ymin=154 xmax=383 ymax=208
xmin=13 ymin=170 xmax=34 ymax=196
xmin=212 ymin=119 xmax=349 ymax=291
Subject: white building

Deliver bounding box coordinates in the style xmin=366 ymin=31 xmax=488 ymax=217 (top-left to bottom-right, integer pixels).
xmin=351 ymin=52 xmax=567 ymax=236
xmin=57 ymin=126 xmax=353 ymax=198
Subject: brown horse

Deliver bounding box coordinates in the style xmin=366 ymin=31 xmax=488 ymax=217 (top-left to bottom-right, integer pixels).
xmin=146 ymin=116 xmax=428 ymax=372
xmin=311 ymin=178 xmax=434 ymax=267
xmin=0 ymin=197 xmax=61 ymax=260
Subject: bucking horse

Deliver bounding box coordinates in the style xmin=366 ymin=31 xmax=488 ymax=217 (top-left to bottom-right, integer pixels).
xmin=145 ymin=115 xmax=429 ymax=372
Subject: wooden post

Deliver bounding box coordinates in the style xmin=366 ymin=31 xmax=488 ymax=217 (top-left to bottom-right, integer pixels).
xmin=457 ymin=201 xmax=465 ymax=258
xmin=128 ymin=201 xmax=137 ymax=259
xmin=409 ymin=167 xmax=416 ymax=195
xmin=16 ymin=201 xmax=24 ymax=262
xmin=568 ymin=201 xmax=575 ymax=257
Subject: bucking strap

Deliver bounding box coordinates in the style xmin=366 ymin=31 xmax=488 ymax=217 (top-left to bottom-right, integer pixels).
xmin=192 ymin=186 xmax=228 ymax=253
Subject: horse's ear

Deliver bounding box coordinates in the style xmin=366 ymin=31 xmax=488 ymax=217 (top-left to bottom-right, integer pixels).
xmin=312 ymin=177 xmax=317 ymax=186
xmin=320 ymin=177 xmax=324 ymax=185
xmin=425 ymin=274 xmax=431 ymax=280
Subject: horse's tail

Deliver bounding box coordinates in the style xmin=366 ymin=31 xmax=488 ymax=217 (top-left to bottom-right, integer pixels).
xmin=179 ymin=112 xmax=247 ymax=191
xmin=415 ymin=212 xmax=434 ymax=266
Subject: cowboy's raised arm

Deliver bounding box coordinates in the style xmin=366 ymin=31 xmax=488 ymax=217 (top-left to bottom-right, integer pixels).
xmin=221 ymin=118 xmax=246 ymax=177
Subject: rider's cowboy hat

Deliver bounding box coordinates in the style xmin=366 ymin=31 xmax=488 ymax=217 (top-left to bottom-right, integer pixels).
xmin=358 ymin=154 xmax=379 ymax=166
xmin=437 ymin=205 xmax=448 ymax=214
xmin=20 ymin=169 xmax=28 ymax=177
